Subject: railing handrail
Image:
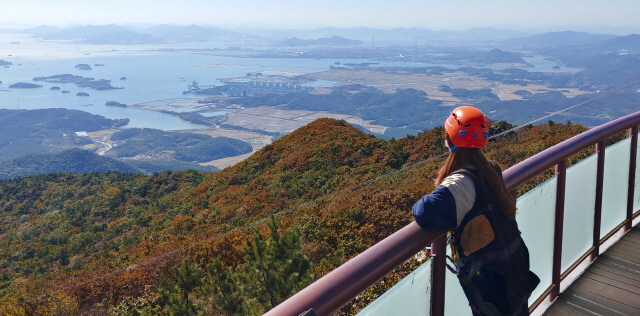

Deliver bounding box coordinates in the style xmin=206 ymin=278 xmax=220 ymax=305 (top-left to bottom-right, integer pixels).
xmin=264 ymin=223 xmax=446 ymax=316
xmin=503 ymin=111 xmax=640 ymax=190
xmin=265 ymin=111 xmax=640 ymax=316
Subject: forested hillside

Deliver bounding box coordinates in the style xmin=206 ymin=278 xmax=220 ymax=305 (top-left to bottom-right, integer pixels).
xmin=0 ymin=109 xmax=129 ymax=161
xmin=0 ymin=149 xmax=218 ymax=180
xmin=106 ymin=128 xmax=253 ymax=163
xmin=0 ymin=149 xmax=139 ymax=180
xmin=0 ymin=118 xmax=622 ymax=315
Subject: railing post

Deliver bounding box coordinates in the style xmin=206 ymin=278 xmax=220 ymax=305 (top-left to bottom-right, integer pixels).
xmin=592 ymin=141 xmax=606 ymax=260
xmin=551 ymin=160 xmax=566 ymax=300
xmin=627 ymin=126 xmax=638 ymax=230
xmin=430 ymin=235 xmax=447 ymax=316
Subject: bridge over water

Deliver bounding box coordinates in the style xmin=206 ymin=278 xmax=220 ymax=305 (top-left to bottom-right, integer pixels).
xmin=264 ymin=111 xmax=640 ymax=316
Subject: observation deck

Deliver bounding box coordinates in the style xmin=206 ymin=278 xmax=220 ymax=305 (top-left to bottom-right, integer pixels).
xmin=264 ymin=111 xmax=640 ymax=316
xmin=546 ymin=225 xmax=640 ymax=315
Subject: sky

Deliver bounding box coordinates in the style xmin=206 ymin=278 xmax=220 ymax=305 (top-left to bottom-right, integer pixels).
xmin=2 ymin=0 xmax=640 ymax=32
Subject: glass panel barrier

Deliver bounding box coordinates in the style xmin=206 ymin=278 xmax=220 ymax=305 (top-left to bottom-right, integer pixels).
xmin=561 ymin=154 xmax=597 ymax=272
xmin=516 ymin=176 xmax=558 ymax=306
xmin=444 ymin=246 xmax=473 ymax=316
xmin=601 ymin=138 xmax=631 ymax=238
xmin=634 ymin=137 xmax=640 ymax=215
xmin=356 ymin=259 xmax=432 ymax=315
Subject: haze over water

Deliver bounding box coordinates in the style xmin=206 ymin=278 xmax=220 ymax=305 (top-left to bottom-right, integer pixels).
xmin=0 ymin=33 xmax=583 ymax=131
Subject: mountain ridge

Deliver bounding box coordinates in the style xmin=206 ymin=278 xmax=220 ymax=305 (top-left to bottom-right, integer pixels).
xmin=277 ymin=35 xmax=364 ymax=46
xmin=503 ymin=30 xmax=617 ymax=48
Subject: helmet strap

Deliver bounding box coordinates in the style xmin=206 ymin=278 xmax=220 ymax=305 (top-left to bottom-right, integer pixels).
xmin=449 ymin=145 xmax=458 ymax=152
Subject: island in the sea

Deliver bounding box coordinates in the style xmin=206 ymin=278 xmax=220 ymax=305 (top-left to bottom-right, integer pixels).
xmin=77 ymin=92 xmax=90 ymax=96
xmin=0 ymin=59 xmax=12 ymax=66
xmin=105 ymin=101 xmax=127 ymax=107
xmin=33 ymin=74 xmax=124 ymax=90
xmin=9 ymin=82 xmax=42 ymax=89
xmin=75 ymin=64 xmax=92 ymax=70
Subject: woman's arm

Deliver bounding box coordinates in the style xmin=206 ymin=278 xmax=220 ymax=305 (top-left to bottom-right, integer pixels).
xmin=412 ymin=186 xmax=458 ymax=231
xmin=412 ymin=173 xmax=476 ymax=231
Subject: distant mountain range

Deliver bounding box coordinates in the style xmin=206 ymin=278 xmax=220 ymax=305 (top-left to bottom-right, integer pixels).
xmin=85 ymin=31 xmax=162 ymax=44
xmin=276 ymin=36 xmax=364 ymax=46
xmin=590 ymin=34 xmax=640 ymax=53
xmin=236 ymin=26 xmax=531 ymax=43
xmin=17 ymin=24 xmax=640 ymax=48
xmin=24 ymin=24 xmax=241 ymax=44
xmin=527 ymin=34 xmax=640 ymax=69
xmin=145 ymin=24 xmax=241 ymax=41
xmin=503 ymin=31 xmax=618 ymax=48
xmin=20 ymin=24 xmax=534 ymax=45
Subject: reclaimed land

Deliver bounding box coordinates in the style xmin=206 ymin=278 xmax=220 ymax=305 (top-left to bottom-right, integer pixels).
xmin=307 ymin=68 xmax=585 ymax=101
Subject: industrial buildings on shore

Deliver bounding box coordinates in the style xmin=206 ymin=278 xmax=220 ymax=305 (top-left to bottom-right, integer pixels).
xmin=184 ymin=77 xmax=313 ymax=97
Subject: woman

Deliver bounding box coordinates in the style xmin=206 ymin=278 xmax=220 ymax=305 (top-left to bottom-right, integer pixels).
xmin=412 ymin=106 xmax=539 ymax=316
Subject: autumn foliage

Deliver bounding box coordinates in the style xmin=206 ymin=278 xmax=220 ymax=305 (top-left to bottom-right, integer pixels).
xmin=0 ymin=117 xmax=628 ymax=314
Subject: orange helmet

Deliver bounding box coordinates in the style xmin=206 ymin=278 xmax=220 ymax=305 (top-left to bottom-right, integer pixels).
xmin=444 ymin=106 xmax=488 ymax=150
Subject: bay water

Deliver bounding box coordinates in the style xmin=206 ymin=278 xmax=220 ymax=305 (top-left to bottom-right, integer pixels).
xmin=1 ymin=33 xmax=580 ymax=131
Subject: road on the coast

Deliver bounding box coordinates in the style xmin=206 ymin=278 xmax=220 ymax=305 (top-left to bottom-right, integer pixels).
xmin=95 ymin=136 xmax=113 ymax=155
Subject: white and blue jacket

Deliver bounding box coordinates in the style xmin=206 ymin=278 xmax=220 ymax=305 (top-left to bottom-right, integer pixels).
xmin=412 ymin=171 xmax=476 ymax=231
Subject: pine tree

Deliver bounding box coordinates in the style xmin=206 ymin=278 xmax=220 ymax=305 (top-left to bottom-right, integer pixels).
xmin=200 ymin=217 xmax=315 ymax=315
xmin=200 ymin=258 xmax=244 ymax=316
xmin=155 ymin=258 xmax=202 ymax=316
xmin=239 ymin=217 xmax=315 ymax=313
xmin=59 ymin=247 xmax=69 ymax=266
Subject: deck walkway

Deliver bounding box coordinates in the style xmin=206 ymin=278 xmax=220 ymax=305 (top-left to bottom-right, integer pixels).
xmin=545 ymin=225 xmax=640 ymax=315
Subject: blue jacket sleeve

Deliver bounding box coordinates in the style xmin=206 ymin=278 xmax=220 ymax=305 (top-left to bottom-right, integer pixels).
xmin=412 ymin=185 xmax=457 ymax=232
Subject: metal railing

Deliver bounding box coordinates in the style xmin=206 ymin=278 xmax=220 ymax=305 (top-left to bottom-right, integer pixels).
xmin=264 ymin=111 xmax=640 ymax=316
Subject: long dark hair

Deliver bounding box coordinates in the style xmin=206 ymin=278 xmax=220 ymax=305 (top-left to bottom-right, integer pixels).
xmin=436 ymin=134 xmax=516 ymax=220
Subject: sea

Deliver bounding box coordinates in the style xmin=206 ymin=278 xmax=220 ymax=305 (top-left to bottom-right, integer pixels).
xmin=0 ymin=33 xmax=581 ymax=131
